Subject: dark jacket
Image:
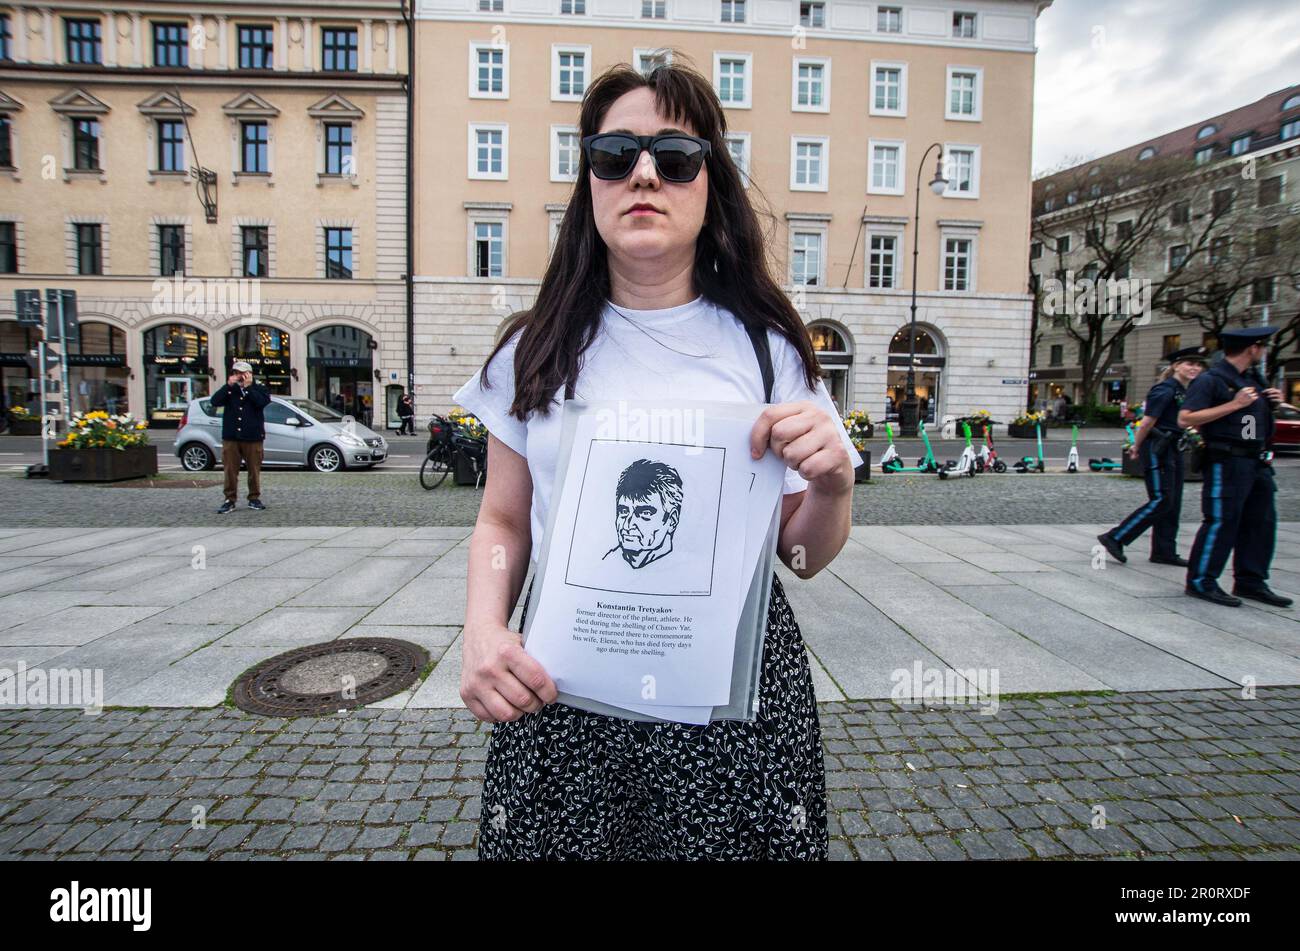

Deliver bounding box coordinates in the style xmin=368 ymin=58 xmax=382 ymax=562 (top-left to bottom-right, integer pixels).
xmin=210 ymin=382 xmax=272 ymax=442
xmin=396 ymin=399 xmax=414 ymax=419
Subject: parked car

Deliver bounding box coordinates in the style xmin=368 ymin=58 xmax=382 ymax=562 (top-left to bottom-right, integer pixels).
xmin=173 ymin=396 xmax=388 ymax=472
xmin=1272 ymin=405 xmax=1300 ymax=452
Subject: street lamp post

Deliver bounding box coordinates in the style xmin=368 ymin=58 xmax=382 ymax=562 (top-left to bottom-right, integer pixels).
xmin=899 ymin=143 xmax=949 ymax=437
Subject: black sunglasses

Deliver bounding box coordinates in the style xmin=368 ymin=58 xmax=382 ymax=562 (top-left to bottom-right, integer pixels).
xmin=580 ymin=132 xmax=712 ymax=183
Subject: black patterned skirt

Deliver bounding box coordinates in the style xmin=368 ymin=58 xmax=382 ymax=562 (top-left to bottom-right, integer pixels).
xmin=477 ymin=572 xmax=829 ymax=860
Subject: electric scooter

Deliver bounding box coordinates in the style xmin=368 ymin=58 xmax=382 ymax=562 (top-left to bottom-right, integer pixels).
xmin=939 ymin=422 xmax=979 ymax=479
xmin=974 ymin=423 xmax=1007 ymax=473
xmin=1013 ymin=421 xmax=1047 ymax=473
xmin=880 ymin=421 xmax=941 ymax=473
xmin=1065 ymin=424 xmax=1080 ymax=473
xmin=1089 ymin=423 xmax=1135 ymax=472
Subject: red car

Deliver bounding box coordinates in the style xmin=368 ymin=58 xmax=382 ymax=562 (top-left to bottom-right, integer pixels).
xmin=1272 ymin=405 xmax=1300 ymax=451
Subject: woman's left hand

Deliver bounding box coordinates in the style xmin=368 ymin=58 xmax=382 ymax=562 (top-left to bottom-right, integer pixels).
xmin=750 ymin=401 xmax=854 ymax=494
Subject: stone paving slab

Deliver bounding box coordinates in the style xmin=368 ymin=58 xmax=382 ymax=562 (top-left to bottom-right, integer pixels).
xmin=0 ymin=689 xmax=1295 ymax=861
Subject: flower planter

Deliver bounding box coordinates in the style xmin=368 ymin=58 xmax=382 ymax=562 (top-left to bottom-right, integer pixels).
xmin=1008 ymin=423 xmax=1047 ymax=440
xmin=854 ymin=450 xmax=872 ymax=483
xmin=7 ymin=418 xmax=40 ymax=436
xmin=49 ymin=445 xmax=159 ymax=482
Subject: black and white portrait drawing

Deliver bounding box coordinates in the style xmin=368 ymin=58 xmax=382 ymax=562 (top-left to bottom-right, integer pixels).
xmin=563 ymin=439 xmax=725 ymax=596
xmin=601 ymin=459 xmax=682 ymax=568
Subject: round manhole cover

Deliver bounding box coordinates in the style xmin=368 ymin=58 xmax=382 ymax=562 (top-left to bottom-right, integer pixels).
xmin=231 ymin=638 xmax=429 ymax=716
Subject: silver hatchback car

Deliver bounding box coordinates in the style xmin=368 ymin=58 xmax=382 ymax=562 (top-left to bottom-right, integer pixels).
xmin=173 ymin=396 xmax=388 ymax=473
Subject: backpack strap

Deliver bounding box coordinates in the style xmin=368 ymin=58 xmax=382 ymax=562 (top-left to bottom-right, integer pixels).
xmin=563 ymin=319 xmax=775 ymax=404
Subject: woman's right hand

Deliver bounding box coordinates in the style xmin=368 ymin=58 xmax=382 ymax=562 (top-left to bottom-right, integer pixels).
xmin=460 ymin=622 xmax=558 ymax=723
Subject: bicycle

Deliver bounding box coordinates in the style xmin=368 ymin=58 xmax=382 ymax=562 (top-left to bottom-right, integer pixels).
xmin=419 ymin=414 xmax=456 ymax=490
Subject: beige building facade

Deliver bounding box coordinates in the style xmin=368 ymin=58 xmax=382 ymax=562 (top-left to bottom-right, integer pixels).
xmin=415 ymin=0 xmax=1046 ymax=428
xmin=0 ymin=2 xmax=410 ymax=428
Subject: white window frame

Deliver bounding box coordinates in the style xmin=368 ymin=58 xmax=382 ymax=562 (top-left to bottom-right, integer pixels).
xmin=789 ymin=227 xmax=826 ymax=287
xmin=633 ymin=47 xmax=674 ymax=76
xmin=468 ymin=42 xmax=509 ymax=100
xmin=940 ymin=231 xmax=977 ymax=292
xmin=791 ymin=56 xmax=831 ymax=113
xmin=714 ymin=51 xmax=753 ymax=110
xmin=790 ymin=135 xmax=829 ymax=192
xmin=876 ymin=5 xmax=903 ymax=33
xmin=551 ymin=44 xmax=590 ymax=102
xmin=869 ymin=61 xmax=907 ymax=117
xmin=467 ymin=122 xmax=509 ymax=181
xmin=470 ymin=218 xmax=506 ymax=278
xmin=546 ymin=202 xmax=567 ymax=260
xmin=952 ymin=10 xmax=978 ymax=39
xmin=725 ymin=132 xmax=751 ymax=188
xmin=942 ymin=143 xmax=980 ymax=199
xmin=867 ymin=138 xmax=905 ymax=196
xmin=945 ymin=65 xmax=983 ymax=121
xmin=719 ymin=0 xmax=746 ymax=24
xmin=865 ymin=222 xmax=905 ymax=290
xmin=550 ymin=124 xmax=580 ymax=183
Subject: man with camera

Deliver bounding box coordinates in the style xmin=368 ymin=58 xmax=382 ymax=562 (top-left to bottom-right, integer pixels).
xmin=210 ymin=360 xmax=271 ymax=514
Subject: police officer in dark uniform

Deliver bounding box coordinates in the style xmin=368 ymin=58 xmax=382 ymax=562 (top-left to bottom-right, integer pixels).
xmin=1097 ymin=346 xmax=1207 ymax=566
xmin=1180 ymin=326 xmax=1293 ymax=607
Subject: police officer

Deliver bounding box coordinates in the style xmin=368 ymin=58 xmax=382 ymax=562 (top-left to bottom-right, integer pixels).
xmin=1180 ymin=326 xmax=1293 ymax=607
xmin=1097 ymin=346 xmax=1207 ymax=566
xmin=210 ymin=359 xmax=271 ymax=514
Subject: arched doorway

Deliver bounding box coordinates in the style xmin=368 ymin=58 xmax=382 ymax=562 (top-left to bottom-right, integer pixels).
xmin=307 ymin=325 xmax=375 ymax=424
xmin=808 ymin=322 xmax=853 ymax=414
xmin=886 ymin=326 xmax=945 ymax=425
xmin=225 ymin=326 xmax=291 ymax=394
xmin=68 ymin=322 xmax=129 ymax=416
xmin=143 ymin=323 xmax=211 ymax=426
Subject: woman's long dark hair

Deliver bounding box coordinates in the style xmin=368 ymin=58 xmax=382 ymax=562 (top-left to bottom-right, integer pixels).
xmin=479 ymin=54 xmax=822 ymax=421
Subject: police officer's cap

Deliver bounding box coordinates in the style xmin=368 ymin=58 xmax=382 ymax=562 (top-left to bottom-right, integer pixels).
xmin=1165 ymin=346 xmax=1208 ymax=364
xmin=1217 ymin=326 xmax=1278 ymax=349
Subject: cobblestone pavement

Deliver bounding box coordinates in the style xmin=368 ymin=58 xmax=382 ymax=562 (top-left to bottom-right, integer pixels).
xmin=1 ymin=688 xmax=1296 ymax=861
xmin=4 ymin=466 xmax=1298 ymax=528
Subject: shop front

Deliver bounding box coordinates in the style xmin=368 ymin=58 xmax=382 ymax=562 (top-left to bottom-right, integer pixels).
xmin=307 ymin=325 xmax=375 ymax=425
xmin=68 ymin=322 xmax=129 ymax=416
xmin=885 ymin=326 xmax=944 ymax=425
xmin=225 ymin=326 xmax=292 ymax=394
xmin=143 ymin=323 xmax=211 ymax=427
xmin=808 ymin=322 xmax=853 ymax=416
xmin=1 ymin=321 xmax=38 ymax=414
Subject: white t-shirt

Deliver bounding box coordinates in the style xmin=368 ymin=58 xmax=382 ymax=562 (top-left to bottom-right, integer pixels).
xmin=452 ymin=294 xmax=864 ymax=567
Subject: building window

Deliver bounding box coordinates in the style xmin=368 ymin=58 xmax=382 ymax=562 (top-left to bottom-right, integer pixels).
xmin=1169 ymin=200 xmax=1190 ymax=225
xmin=153 ymin=22 xmax=189 ymax=67
xmin=1258 ymin=175 xmax=1283 ymax=206
xmin=794 ymin=59 xmax=828 ymax=110
xmin=1212 ymin=187 xmax=1234 ymax=216
xmin=791 ymin=137 xmax=827 ymax=190
xmin=1256 ymin=226 xmax=1279 ymax=257
xmin=322 ymin=27 xmax=358 ymax=71
xmin=725 ymin=133 xmax=750 ymax=186
xmin=324 ymin=123 xmax=353 ymax=175
xmin=0 ymin=116 xmax=12 ymax=167
xmin=1085 ymin=226 xmax=1101 ymax=248
xmin=241 ymin=226 xmax=268 ymax=277
xmin=76 ymin=224 xmax=102 ymax=275
xmin=240 ymin=121 xmax=268 ymax=173
xmin=1030 ymin=240 xmax=1042 ymax=260
xmin=561 ymin=0 xmax=587 ymax=12
xmin=791 ymin=232 xmax=821 ymax=286
xmin=1194 ymin=147 xmax=1213 ymax=165
xmin=1137 ymin=146 xmax=1156 ymax=160
xmin=1196 ymin=124 xmax=1217 ymax=140
xmin=868 ymin=140 xmax=903 ymax=194
xmin=1056 ymin=234 xmax=1071 ymax=254
xmin=65 ymin=18 xmax=102 ymax=65
xmin=642 ymin=0 xmax=666 ymax=18
xmin=1049 ymin=344 xmax=1062 ymax=367
xmin=158 ymin=225 xmax=185 ymax=276
xmin=1282 ymin=120 xmax=1300 ymax=141
xmin=877 ymin=6 xmax=902 ymax=32
xmin=238 ymin=25 xmax=274 ymax=69
xmin=721 ymin=0 xmax=745 ymax=23
xmin=1116 ymin=220 xmax=1133 ymax=241
xmin=716 ymin=55 xmax=750 ymax=108
xmin=637 ymin=49 xmax=672 ymax=76
xmin=871 ymin=63 xmax=906 ymax=115
xmin=157 ymin=120 xmax=184 ymax=172
xmin=469 ymin=125 xmax=507 ymax=179
xmin=1229 ymin=135 xmax=1251 ymax=155
xmin=868 ymin=234 xmax=898 ymax=289
xmin=555 ymin=48 xmax=587 ymax=99
xmin=943 ymin=238 xmax=972 ymax=290
xmin=0 ymin=14 xmax=11 ymax=61
xmin=1044 ymin=198 xmax=1055 ymax=212
xmin=1166 ymin=288 xmax=1184 ymax=315
xmin=1252 ymin=276 xmax=1276 ymax=305
xmin=0 ymin=222 xmax=15 ymax=273
xmin=944 ymin=146 xmax=979 ymax=197
xmin=552 ymin=127 xmax=579 ymax=181
xmin=473 ymin=45 xmax=506 ymax=96
xmin=325 ymin=227 xmax=353 ymax=279
xmin=946 ymin=68 xmax=981 ymax=120
xmin=800 ymin=2 xmax=825 ymax=28
xmin=72 ymin=118 xmax=100 ymax=171
xmin=1168 ymin=244 xmax=1189 ymax=270
xmin=952 ymin=11 xmax=977 ymax=38
xmin=1162 ymin=335 xmax=1181 ymax=357
xmin=474 ymin=221 xmax=503 ymax=277
xmin=480 ymin=0 xmax=504 ymax=10
xmin=1209 ymin=235 xmax=1230 ymax=264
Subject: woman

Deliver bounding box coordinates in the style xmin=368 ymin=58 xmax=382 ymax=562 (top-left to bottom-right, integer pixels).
xmin=452 ymin=60 xmax=861 ymax=860
xmin=1097 ymin=346 xmax=1207 ymax=565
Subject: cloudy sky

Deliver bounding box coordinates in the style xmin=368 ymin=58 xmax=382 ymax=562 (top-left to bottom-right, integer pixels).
xmin=1033 ymin=0 xmax=1300 ymax=176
